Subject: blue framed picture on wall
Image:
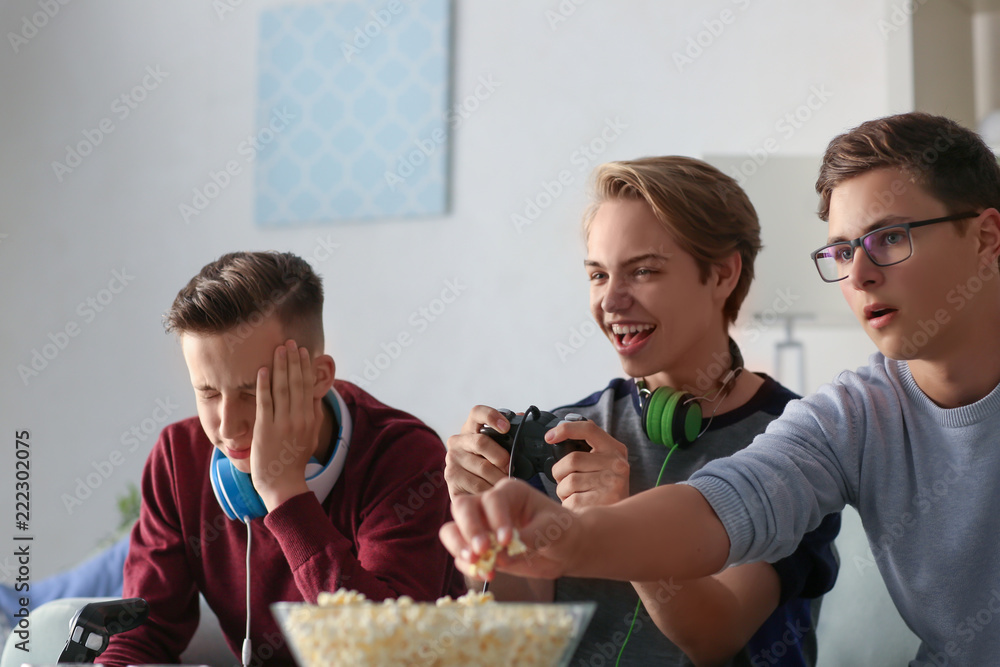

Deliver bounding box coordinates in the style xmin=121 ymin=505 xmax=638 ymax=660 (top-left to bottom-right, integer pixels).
xmin=254 ymin=0 xmax=451 ymax=225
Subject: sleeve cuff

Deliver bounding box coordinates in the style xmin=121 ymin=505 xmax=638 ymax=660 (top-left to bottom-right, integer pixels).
xmin=682 ymin=475 xmax=755 ymax=566
xmin=263 ymin=492 xmax=351 ymax=571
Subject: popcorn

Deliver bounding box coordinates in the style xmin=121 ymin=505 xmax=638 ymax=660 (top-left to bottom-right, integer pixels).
xmin=469 ymin=543 xmax=498 ymax=580
xmin=316 ymin=589 xmax=368 ymax=606
xmin=436 ymin=589 xmax=496 ymax=605
xmin=276 ymin=587 xmax=584 ymax=667
xmin=506 ymin=529 xmax=528 ymax=556
xmin=468 ymin=529 xmax=528 ymax=579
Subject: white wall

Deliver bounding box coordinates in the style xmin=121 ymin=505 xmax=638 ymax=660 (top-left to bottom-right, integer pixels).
xmin=0 ymin=0 xmax=912 ymax=642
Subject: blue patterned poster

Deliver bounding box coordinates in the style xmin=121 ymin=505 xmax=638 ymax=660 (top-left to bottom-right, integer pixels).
xmin=255 ymin=0 xmax=451 ymax=225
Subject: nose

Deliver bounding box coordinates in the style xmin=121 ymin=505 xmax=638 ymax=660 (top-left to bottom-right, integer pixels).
xmin=601 ymin=275 xmax=633 ymax=312
xmin=846 ymin=246 xmax=884 ymax=291
xmin=218 ymin=395 xmax=249 ymax=443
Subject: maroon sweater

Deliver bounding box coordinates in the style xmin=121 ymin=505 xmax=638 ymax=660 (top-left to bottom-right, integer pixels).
xmin=100 ymin=381 xmax=462 ymax=667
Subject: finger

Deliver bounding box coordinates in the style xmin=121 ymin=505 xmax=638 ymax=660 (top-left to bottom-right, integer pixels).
xmin=556 ymin=467 xmax=627 ymax=508
xmin=438 ymin=522 xmax=477 ymax=575
xmin=255 ymin=365 xmax=272 ymax=425
xmin=300 ymin=346 xmax=316 ymax=395
xmin=444 ymin=472 xmax=494 ymax=497
xmin=446 ymin=433 xmax=511 ymax=470
xmin=286 ymin=340 xmax=304 ymax=426
xmin=444 ymin=448 xmax=508 ymax=494
xmin=545 ymin=421 xmax=620 ymax=454
xmin=271 ymin=343 xmax=290 ymax=423
xmin=544 ymin=420 xmax=596 ymax=444
xmin=299 ymin=347 xmax=317 ymax=432
xmin=461 ymin=405 xmax=509 ymax=435
xmin=449 ymin=494 xmax=493 ymax=559
xmin=554 ymin=470 xmax=603 ymax=500
xmin=512 ymin=493 xmax=578 ymax=554
xmin=558 ymin=490 xmax=598 ymax=512
xmin=489 ymin=478 xmax=572 ymax=553
xmin=550 ymin=451 xmax=625 ymax=481
xmin=478 ymin=478 xmax=528 ymax=546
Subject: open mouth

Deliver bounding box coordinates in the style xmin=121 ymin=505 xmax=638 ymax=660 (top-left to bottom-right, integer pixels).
xmin=610 ymin=322 xmax=656 ymax=347
xmin=865 ymin=306 xmax=897 ymax=321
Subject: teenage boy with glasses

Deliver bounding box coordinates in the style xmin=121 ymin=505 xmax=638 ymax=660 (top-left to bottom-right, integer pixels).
xmin=441 ymin=111 xmax=1000 ymax=666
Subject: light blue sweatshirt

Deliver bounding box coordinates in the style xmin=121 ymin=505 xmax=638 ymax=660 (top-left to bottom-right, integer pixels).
xmin=687 ymin=353 xmax=1000 ymax=667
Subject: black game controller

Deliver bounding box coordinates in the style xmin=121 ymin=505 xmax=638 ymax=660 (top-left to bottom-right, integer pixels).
xmin=481 ymin=408 xmax=591 ymax=482
xmin=57 ymin=597 xmax=149 ymax=663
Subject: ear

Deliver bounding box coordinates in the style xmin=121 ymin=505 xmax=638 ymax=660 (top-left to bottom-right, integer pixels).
xmin=974 ymin=208 xmax=1000 ymax=268
xmin=311 ymin=353 xmax=336 ymax=399
xmin=711 ymin=251 xmax=742 ymax=301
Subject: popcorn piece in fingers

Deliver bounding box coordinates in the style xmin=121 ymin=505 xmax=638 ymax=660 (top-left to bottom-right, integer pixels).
xmin=467 ymin=529 xmax=527 ymax=579
xmin=469 ymin=541 xmax=498 ymax=580
xmin=506 ymin=529 xmax=527 ymax=556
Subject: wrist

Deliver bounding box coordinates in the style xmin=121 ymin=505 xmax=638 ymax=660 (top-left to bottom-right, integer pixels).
xmin=565 ymin=505 xmax=618 ymax=579
xmin=561 ymin=506 xmax=596 ymax=577
xmin=259 ymin=480 xmax=310 ymax=513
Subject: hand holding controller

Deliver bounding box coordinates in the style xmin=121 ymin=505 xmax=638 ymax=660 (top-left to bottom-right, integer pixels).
xmin=480 ymin=408 xmax=591 ymax=482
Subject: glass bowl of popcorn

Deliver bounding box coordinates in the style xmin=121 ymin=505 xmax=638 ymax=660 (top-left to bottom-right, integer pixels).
xmin=272 ymin=589 xmax=596 ymax=667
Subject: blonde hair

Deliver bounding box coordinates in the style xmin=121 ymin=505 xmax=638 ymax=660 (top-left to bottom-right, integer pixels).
xmin=584 ymin=156 xmax=762 ymax=325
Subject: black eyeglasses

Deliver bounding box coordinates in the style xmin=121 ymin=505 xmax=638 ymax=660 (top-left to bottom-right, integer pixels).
xmin=810 ymin=211 xmax=981 ymax=283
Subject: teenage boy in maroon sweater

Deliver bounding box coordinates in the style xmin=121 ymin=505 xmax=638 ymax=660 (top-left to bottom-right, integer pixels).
xmin=100 ymin=251 xmax=461 ymax=667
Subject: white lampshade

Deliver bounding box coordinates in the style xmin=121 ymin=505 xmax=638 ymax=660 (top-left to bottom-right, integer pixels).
xmin=704 ymin=154 xmax=853 ymax=328
xmin=979 ymin=110 xmax=1000 ymax=151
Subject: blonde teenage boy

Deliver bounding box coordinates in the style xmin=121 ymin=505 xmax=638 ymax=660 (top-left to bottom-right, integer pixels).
xmin=445 ymin=157 xmax=839 ymax=665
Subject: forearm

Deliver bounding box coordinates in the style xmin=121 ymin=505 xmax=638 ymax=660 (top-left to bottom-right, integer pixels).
xmin=568 ymin=484 xmax=730 ymax=582
xmin=268 ymin=492 xmax=457 ymax=602
xmin=100 ymin=611 xmax=193 ymax=667
xmin=633 ymin=578 xmax=737 ymax=666
xmin=632 ymin=561 xmax=779 ymax=666
xmin=99 ymin=637 xmax=175 ymax=667
xmin=266 ymin=493 xmax=404 ymax=601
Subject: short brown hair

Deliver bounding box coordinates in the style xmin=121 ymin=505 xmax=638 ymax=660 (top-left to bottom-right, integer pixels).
xmin=584 ymin=156 xmax=762 ymax=326
xmin=165 ymin=251 xmax=324 ymax=348
xmin=817 ymin=112 xmax=1000 ymax=222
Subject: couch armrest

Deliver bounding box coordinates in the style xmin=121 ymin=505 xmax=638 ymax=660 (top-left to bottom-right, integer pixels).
xmin=0 ymin=597 xmax=115 ymax=667
xmin=0 ymin=596 xmax=231 ymax=667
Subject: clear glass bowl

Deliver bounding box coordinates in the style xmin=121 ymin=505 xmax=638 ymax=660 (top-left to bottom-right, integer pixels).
xmin=271 ymin=598 xmax=596 ymax=667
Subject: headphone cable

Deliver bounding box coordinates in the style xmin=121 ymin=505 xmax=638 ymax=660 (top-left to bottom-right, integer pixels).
xmin=242 ymin=516 xmax=252 ymax=667
xmin=616 ymin=443 xmax=679 ymax=666
xmin=482 ymin=406 xmax=539 ymax=595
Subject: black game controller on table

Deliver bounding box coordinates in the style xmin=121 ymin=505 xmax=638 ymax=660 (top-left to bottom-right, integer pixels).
xmin=480 ymin=407 xmax=591 ymax=482
xmin=57 ymin=597 xmax=149 ymax=663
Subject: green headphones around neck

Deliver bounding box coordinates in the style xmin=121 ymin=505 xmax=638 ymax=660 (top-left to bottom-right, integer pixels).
xmin=637 ymin=338 xmax=744 ymax=448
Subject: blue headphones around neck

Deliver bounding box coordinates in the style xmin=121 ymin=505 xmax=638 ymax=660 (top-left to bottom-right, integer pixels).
xmin=209 ymin=388 xmax=352 ymax=521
